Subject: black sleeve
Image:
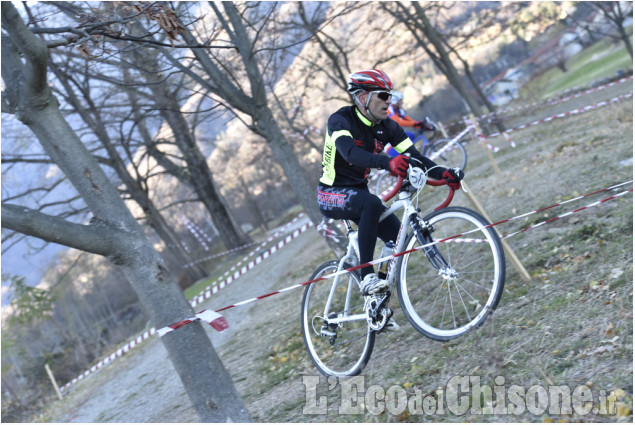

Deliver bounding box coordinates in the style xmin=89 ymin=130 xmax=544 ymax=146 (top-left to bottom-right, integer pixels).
xmin=336 ymin=140 xmax=390 ymax=170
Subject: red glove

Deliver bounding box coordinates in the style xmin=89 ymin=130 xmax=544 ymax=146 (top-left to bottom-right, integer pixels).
xmin=388 ymin=155 xmax=410 ymax=177
xmin=443 ymin=169 xmax=464 ymax=190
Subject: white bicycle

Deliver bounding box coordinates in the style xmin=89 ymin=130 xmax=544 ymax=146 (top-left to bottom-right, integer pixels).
xmin=301 ymin=166 xmax=506 ymax=376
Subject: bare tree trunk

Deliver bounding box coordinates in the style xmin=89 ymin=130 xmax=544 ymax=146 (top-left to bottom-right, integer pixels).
xmin=238 ymin=174 xmax=269 ymax=232
xmin=118 ymin=19 xmax=251 ymax=250
xmin=383 ymin=3 xmax=486 ymax=119
xmin=162 ymin=4 xmax=323 ymax=230
xmin=617 ymin=24 xmax=633 ymax=58
xmin=192 ymin=2 xmax=345 ymax=254
xmin=443 ymin=41 xmax=506 ymax=132
xmin=1 ymin=4 xmax=251 ymax=421
xmin=411 ymin=3 xmax=484 ymax=117
xmin=48 ymin=61 xmax=208 ymax=282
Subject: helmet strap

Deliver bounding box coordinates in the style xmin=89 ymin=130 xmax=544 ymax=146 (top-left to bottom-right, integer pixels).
xmin=363 ymin=92 xmax=381 ymax=124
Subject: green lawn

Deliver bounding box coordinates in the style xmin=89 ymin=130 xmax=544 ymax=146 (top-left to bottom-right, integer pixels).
xmin=520 ymin=27 xmax=633 ymax=100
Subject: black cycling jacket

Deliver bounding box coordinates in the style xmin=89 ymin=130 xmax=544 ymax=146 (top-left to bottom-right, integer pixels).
xmin=319 ymin=105 xmax=443 ymax=187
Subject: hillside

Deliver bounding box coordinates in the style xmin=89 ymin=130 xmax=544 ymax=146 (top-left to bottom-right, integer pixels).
xmin=38 ymin=74 xmax=633 ymax=423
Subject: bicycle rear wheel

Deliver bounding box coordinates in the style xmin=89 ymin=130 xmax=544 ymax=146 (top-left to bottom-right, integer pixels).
xmin=301 ymin=260 xmax=375 ymax=376
xmin=425 ymin=138 xmax=468 ymax=171
xmin=396 ymin=207 xmax=505 ymax=341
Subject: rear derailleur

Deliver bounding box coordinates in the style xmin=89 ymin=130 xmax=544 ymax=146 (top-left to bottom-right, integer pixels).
xmin=320 ymin=313 xmax=339 ymax=345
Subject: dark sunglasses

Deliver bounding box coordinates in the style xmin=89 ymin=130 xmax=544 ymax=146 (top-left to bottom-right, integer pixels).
xmin=375 ymin=91 xmax=392 ymax=101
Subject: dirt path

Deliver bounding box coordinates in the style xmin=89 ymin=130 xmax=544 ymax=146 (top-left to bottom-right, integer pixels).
xmin=41 ymin=218 xmax=331 ymax=423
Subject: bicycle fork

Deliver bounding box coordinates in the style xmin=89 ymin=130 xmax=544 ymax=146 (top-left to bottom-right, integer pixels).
xmin=410 ymin=214 xmax=451 ymax=273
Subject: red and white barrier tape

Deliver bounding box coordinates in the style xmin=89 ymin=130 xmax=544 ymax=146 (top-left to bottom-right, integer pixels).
xmin=181 ymin=239 xmax=262 ymax=269
xmin=165 ymin=180 xmax=632 ymax=334
xmin=486 ymin=92 xmax=633 ymax=140
xmin=503 ymin=132 xmax=516 ymax=148
xmin=189 ymin=213 xmax=305 ymax=301
xmin=190 ymin=220 xmax=314 ymax=308
xmin=60 ymin=213 xmax=311 ymax=392
xmin=181 ymin=215 xmax=214 ymax=244
xmin=466 ymin=117 xmax=500 ymax=152
xmin=156 ymin=310 xmax=228 ymax=337
xmin=489 ymin=181 xmax=632 ymax=229
xmin=182 ymin=217 xmax=210 ymax=251
xmin=480 ymin=75 xmax=634 ymax=121
xmin=316 ymin=219 xmax=341 ymax=242
xmin=401 ymin=75 xmax=634 ymax=131
xmin=183 ymin=213 xmax=305 ymax=271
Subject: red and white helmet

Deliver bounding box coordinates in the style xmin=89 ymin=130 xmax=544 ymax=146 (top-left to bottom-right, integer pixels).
xmin=347 ymin=69 xmax=393 ymax=96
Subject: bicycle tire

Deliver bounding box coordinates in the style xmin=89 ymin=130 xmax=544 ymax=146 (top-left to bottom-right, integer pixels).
xmin=396 ymin=207 xmax=505 ymax=341
xmin=373 ymin=170 xmax=398 ymax=196
xmin=424 ymin=138 xmax=468 ymax=171
xmin=301 ymin=260 xmax=375 ymax=376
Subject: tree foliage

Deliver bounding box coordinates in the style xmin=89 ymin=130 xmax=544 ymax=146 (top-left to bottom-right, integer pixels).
xmin=4 ymin=274 xmax=54 ymax=326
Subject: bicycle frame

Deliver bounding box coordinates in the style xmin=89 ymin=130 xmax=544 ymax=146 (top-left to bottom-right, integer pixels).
xmin=321 ymin=186 xmax=435 ymax=328
xmin=378 ymin=192 xmax=419 ymax=287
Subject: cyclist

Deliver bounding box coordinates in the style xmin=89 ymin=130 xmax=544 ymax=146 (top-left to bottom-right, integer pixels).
xmin=316 ymin=69 xmax=464 ymax=325
xmin=384 ymin=90 xmax=437 ymax=157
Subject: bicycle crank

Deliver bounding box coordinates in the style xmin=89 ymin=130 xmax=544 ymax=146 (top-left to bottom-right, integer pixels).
xmin=364 ymin=292 xmax=391 ymax=331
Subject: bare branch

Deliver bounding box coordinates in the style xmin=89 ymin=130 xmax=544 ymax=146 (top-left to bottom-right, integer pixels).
xmin=1 ymin=203 xmax=127 ymax=257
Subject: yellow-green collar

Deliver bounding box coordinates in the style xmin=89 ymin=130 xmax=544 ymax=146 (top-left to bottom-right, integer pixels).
xmin=355 ymin=106 xmax=374 ymax=127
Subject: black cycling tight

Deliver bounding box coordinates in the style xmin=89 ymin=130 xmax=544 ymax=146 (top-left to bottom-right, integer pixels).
xmin=317 ymin=184 xmax=400 ymax=278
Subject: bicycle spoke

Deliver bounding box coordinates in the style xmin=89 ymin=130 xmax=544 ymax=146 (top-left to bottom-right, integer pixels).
xmin=447 ymin=281 xmax=457 ymax=328
xmin=457 ymin=276 xmax=493 ymax=291
xmin=453 ymin=281 xmax=472 ymax=322
xmin=398 ymin=208 xmax=504 ymax=340
xmin=302 ymin=261 xmax=374 ymax=376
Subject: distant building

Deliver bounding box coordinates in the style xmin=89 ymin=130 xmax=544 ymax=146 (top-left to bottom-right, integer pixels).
xmin=482 ymin=66 xmax=530 ymax=106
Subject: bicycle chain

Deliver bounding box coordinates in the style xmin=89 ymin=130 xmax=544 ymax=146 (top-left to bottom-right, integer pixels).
xmin=324 ymin=302 xmax=368 ymax=348
xmin=332 ymin=331 xmax=369 ymax=347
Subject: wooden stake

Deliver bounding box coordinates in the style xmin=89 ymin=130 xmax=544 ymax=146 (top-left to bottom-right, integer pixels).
xmin=44 ymin=363 xmax=63 ymax=400
xmin=437 ymin=121 xmax=449 ymax=138
xmin=460 ymin=181 xmax=532 ymax=282
xmin=470 ymin=115 xmax=503 ymax=178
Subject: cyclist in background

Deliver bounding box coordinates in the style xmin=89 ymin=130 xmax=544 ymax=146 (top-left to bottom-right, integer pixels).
xmin=384 ymin=90 xmax=437 ymax=157
xmin=316 ymin=69 xmax=463 ymax=324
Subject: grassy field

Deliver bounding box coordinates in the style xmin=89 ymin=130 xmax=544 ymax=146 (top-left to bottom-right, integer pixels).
xmin=216 ymin=82 xmax=633 ymax=422
xmin=36 ymin=35 xmax=633 ymax=424
xmin=520 ymin=27 xmax=633 ymax=100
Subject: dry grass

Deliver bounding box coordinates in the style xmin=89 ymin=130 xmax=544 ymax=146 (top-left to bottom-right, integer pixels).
xmin=223 ymin=93 xmax=633 ymax=422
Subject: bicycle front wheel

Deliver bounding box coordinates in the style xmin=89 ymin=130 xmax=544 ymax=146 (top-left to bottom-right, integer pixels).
xmin=373 ymin=170 xmax=398 ymax=196
xmin=425 ymin=138 xmax=468 ymax=171
xmin=301 ymin=260 xmax=375 ymax=376
xmin=396 ymin=207 xmax=505 ymax=341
